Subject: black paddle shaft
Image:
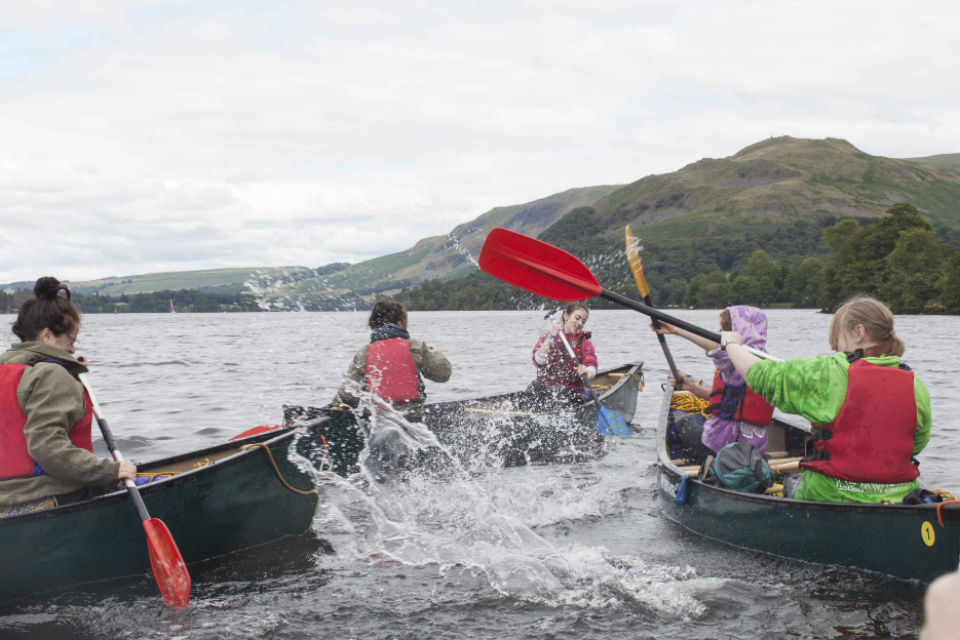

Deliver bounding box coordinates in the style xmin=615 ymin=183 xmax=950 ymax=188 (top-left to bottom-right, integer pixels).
xmin=92 ymin=413 xmax=152 ymax=522
xmin=599 ymin=290 xmax=722 ymax=343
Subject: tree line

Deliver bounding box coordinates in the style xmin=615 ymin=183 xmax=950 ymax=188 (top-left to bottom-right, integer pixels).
xmin=399 ymin=203 xmax=960 ymax=314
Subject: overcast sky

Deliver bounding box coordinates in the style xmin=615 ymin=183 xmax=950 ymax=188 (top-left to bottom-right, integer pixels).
xmin=2 ymin=1 xmax=959 ymax=284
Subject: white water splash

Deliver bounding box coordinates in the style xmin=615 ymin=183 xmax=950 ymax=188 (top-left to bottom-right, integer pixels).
xmin=289 ymin=392 xmax=722 ymax=619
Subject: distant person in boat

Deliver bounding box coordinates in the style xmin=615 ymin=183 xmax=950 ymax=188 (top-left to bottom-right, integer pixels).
xmin=719 ymin=296 xmax=931 ymax=504
xmin=527 ymin=303 xmax=598 ymax=407
xmin=0 ymin=277 xmax=137 ymax=517
xmin=654 ymin=306 xmax=774 ymax=462
xmin=335 ymin=300 xmax=452 ymax=419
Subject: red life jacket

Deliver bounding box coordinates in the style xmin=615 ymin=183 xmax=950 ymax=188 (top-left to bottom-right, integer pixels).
xmin=0 ymin=362 xmax=94 ymax=480
xmin=707 ymin=369 xmax=774 ymax=426
xmin=802 ymin=359 xmax=919 ymax=483
xmin=537 ymin=333 xmax=589 ymax=391
xmin=365 ymin=338 xmax=422 ymax=404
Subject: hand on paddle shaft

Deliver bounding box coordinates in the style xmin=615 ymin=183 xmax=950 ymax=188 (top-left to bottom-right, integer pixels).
xmin=480 ymin=227 xmax=778 ymax=362
xmin=78 ymin=373 xmax=192 ymax=609
xmin=624 ymin=225 xmax=684 ymax=389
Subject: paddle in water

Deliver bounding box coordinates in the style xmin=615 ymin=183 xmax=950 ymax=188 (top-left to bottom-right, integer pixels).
xmin=547 ymin=314 xmax=631 ymax=436
xmin=478 ymin=227 xmax=778 ymax=362
xmin=78 ymin=373 xmax=191 ymax=609
xmin=625 ymin=225 xmax=683 ymax=388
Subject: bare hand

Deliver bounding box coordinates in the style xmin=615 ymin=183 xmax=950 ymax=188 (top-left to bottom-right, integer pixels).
xmin=669 ymin=372 xmax=691 ymax=390
xmin=117 ymin=461 xmax=137 ymax=482
xmin=650 ymin=321 xmax=676 ymax=335
xmin=719 ymin=331 xmax=745 ymax=348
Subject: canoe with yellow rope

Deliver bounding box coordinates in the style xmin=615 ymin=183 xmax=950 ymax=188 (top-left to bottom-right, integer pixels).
xmin=0 ymin=421 xmax=322 ymax=605
xmin=657 ymin=385 xmax=960 ymax=583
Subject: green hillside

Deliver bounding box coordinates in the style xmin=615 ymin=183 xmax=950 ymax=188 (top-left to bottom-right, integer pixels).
xmin=9 ymin=136 xmax=960 ymax=312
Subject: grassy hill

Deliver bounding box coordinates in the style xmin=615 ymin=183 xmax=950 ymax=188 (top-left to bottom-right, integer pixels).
xmin=8 ymin=136 xmax=960 ymax=310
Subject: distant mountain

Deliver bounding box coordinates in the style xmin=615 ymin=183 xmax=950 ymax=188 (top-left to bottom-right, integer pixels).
xmin=6 ymin=136 xmax=959 ymax=309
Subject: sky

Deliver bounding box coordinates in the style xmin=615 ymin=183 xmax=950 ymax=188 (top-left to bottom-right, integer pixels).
xmin=2 ymin=0 xmax=959 ymax=284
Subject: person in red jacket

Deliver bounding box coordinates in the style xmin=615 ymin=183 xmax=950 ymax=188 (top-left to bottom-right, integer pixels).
xmin=526 ymin=302 xmax=598 ymax=408
xmin=336 ymin=300 xmax=451 ymax=420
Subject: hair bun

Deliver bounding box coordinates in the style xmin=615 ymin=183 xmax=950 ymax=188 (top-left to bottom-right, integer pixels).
xmin=34 ymin=276 xmax=68 ymax=301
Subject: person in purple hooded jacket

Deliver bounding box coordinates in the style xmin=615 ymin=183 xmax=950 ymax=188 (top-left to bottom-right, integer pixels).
xmin=654 ymin=305 xmax=775 ymax=462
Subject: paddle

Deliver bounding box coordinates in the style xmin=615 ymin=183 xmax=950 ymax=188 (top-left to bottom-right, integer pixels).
xmin=478 ymin=227 xmax=777 ymax=361
xmin=78 ymin=373 xmax=191 ymax=609
xmin=624 ymin=225 xmax=683 ymax=388
xmin=546 ymin=314 xmax=631 ymax=436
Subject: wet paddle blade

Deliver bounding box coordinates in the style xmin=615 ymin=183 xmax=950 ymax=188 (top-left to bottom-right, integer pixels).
xmin=597 ymin=407 xmax=631 ymax=437
xmin=624 ymin=226 xmax=650 ymax=298
xmin=143 ymin=518 xmax=191 ymax=609
xmin=479 ymin=227 xmax=602 ymax=301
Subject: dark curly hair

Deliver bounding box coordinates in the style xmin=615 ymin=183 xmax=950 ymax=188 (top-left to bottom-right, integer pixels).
xmin=11 ymin=277 xmax=81 ymax=342
xmin=368 ymin=300 xmax=407 ymax=330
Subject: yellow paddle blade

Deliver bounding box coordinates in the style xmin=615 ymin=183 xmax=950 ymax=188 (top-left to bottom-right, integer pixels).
xmin=625 ymin=225 xmax=649 ymax=298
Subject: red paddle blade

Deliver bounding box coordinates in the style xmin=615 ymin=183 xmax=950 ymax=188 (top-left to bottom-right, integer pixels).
xmin=478 ymin=227 xmax=602 ymax=301
xmin=143 ymin=518 xmax=191 ymax=609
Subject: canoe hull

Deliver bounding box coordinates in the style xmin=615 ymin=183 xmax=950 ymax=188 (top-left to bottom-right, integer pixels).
xmin=656 ymin=387 xmax=960 ymax=583
xmin=285 ymin=362 xmax=643 ymax=473
xmin=0 ymin=428 xmax=319 ymax=604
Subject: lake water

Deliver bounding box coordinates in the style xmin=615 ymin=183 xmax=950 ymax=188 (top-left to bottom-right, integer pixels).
xmin=1 ymin=308 xmax=958 ymax=639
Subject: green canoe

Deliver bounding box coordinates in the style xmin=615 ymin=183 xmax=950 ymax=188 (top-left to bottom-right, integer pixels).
xmin=0 ymin=424 xmax=320 ymax=605
xmin=284 ymin=361 xmax=644 ymax=475
xmin=657 ymin=386 xmax=960 ymax=583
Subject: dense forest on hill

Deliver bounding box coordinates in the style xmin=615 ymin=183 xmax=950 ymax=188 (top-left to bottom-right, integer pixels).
xmin=398 ymin=203 xmax=960 ymax=314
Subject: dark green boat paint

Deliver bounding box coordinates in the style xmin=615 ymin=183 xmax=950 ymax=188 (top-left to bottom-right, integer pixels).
xmin=656 ymin=387 xmax=960 ymax=583
xmin=0 ymin=426 xmax=320 ymax=605
xmin=285 ymin=362 xmax=643 ymax=474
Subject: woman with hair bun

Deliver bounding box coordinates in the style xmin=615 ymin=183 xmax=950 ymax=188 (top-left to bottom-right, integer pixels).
xmin=0 ymin=277 xmax=136 ymax=515
xmin=720 ymin=296 xmax=931 ymax=504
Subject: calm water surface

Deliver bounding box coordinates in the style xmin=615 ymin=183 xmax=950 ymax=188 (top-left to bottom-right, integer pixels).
xmin=1 ymin=309 xmax=958 ymax=639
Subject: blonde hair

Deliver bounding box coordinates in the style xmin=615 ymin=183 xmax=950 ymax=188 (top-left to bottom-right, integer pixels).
xmin=828 ymin=296 xmax=905 ymax=357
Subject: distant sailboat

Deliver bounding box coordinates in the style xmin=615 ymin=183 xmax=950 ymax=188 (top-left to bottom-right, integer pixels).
xmin=113 ymin=305 xmax=118 ymax=314
xmin=169 ymin=299 xmax=176 ymax=313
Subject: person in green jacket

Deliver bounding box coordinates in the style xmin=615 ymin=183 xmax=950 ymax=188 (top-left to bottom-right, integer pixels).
xmin=0 ymin=277 xmax=136 ymax=516
xmin=719 ymin=296 xmax=931 ymax=504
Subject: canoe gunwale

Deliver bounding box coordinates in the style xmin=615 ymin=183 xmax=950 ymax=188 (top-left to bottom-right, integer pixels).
xmin=0 ymin=419 xmax=322 ymax=528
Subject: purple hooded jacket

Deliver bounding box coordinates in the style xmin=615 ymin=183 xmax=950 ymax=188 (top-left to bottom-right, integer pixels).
xmin=701 ymin=305 xmax=770 ymax=454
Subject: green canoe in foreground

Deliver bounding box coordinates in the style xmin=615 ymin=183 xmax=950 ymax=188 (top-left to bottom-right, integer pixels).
xmin=0 ymin=424 xmax=321 ymax=606
xmin=658 ymin=387 xmax=960 ymax=584
xmin=284 ymin=361 xmax=644 ymax=475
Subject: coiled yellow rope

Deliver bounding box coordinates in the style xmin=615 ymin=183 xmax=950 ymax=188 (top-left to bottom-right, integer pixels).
xmin=240 ymin=443 xmax=316 ymax=495
xmin=670 ymin=391 xmax=710 ymax=415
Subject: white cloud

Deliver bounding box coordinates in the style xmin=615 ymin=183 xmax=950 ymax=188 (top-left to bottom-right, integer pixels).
xmin=2 ymin=0 xmax=960 ymax=282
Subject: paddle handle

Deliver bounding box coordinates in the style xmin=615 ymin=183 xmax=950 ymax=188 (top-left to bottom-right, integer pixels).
xmin=598 ymin=290 xmax=779 ymax=362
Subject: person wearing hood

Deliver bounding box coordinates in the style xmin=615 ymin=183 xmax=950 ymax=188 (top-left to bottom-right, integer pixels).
xmin=336 ymin=300 xmax=451 ymax=420
xmin=0 ymin=277 xmax=137 ymax=516
xmin=654 ymin=305 xmax=775 ymax=462
xmin=527 ymin=302 xmax=598 ymax=407
xmin=718 ymin=296 xmax=930 ymax=504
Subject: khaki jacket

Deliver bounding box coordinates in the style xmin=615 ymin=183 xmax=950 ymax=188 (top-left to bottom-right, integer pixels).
xmin=0 ymin=343 xmax=120 ymax=507
xmin=336 ymin=338 xmax=452 ymax=416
